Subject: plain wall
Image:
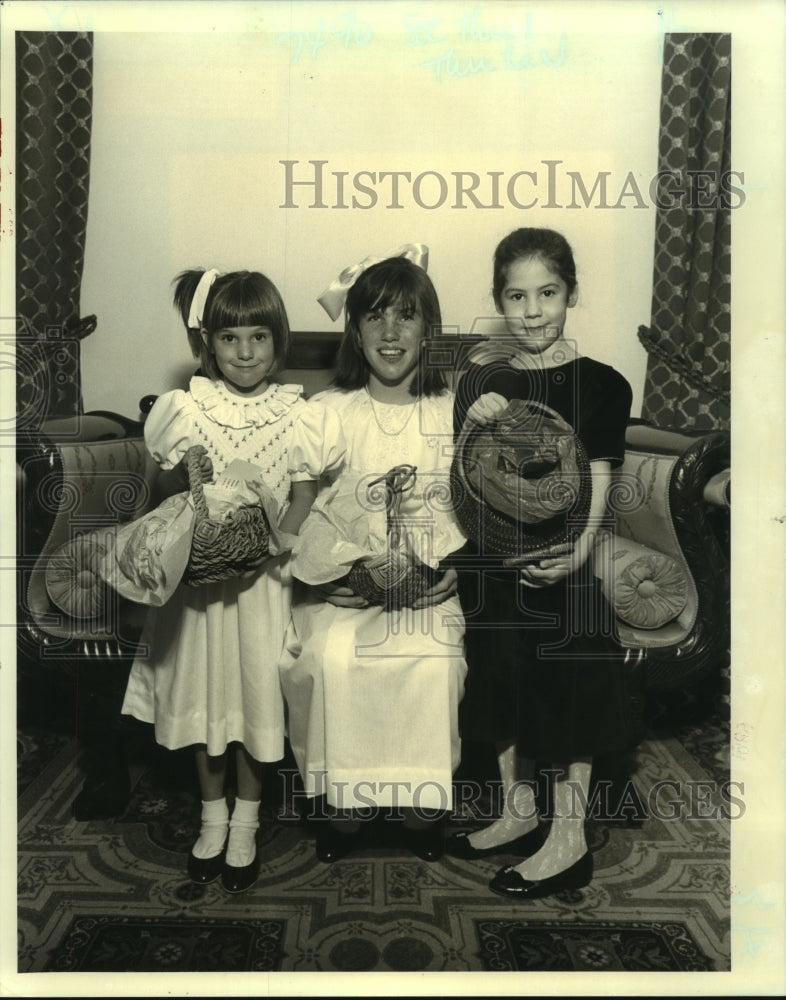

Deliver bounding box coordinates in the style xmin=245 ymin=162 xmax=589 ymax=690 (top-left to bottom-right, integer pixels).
xmin=78 ymin=2 xmax=672 ymax=417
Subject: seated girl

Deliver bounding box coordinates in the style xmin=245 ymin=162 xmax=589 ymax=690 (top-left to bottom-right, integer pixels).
xmin=279 ymin=251 xmax=467 ymax=863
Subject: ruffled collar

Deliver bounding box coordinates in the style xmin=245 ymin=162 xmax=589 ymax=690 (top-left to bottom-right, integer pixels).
xmin=189 ymin=376 xmax=304 ymax=430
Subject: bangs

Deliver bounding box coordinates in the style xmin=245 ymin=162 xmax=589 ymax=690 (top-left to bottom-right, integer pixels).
xmin=207 ymin=288 xmax=279 ymax=331
xmin=350 ymin=268 xmax=421 ymax=319
xmin=203 ymin=271 xmax=288 ymax=335
xmin=367 ymin=285 xmax=419 ymax=316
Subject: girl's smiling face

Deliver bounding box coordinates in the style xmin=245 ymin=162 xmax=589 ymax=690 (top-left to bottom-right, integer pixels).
xmin=204 ymin=325 xmax=276 ymax=396
xmin=358 ymin=299 xmax=425 ymax=392
xmin=498 ymin=255 xmax=577 ymax=356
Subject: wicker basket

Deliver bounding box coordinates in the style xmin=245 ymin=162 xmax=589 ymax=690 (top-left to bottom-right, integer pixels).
xmin=182 ymin=446 xmax=272 ymax=586
xmin=345 ymin=464 xmax=436 ymax=609
xmin=451 ymin=399 xmax=592 ymax=557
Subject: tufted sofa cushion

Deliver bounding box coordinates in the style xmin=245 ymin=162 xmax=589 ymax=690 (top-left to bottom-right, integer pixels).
xmin=593 ymin=534 xmax=689 ymax=630
xmin=45 ymin=532 xmax=111 ymax=620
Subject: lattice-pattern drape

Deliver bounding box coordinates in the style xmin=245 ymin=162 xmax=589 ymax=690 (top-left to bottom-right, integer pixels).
xmin=639 ymin=33 xmax=731 ymax=431
xmin=16 ymin=32 xmax=94 ymax=425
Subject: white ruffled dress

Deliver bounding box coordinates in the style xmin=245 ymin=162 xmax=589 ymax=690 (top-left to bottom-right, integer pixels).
xmin=279 ymin=388 xmax=468 ymax=810
xmin=121 ymin=377 xmax=345 ymax=763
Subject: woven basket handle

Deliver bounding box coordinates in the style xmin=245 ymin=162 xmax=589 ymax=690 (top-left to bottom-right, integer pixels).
xmin=365 ymin=464 xmax=417 ymax=546
xmin=186 ymin=446 xmax=211 ymax=521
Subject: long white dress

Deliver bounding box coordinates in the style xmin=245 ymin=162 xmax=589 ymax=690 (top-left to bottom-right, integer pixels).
xmin=279 ymin=388 xmax=467 ymax=810
xmin=121 ymin=377 xmax=345 ymax=763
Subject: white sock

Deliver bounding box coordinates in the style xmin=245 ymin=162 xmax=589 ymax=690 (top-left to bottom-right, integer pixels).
xmin=226 ymin=798 xmax=260 ymax=868
xmin=192 ymin=798 xmax=229 ymax=859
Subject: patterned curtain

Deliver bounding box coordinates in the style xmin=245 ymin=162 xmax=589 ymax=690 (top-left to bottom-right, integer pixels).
xmin=638 ymin=33 xmax=731 ymax=431
xmin=16 ymin=32 xmax=95 ymax=427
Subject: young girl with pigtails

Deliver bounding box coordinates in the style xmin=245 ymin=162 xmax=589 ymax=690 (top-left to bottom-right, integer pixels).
xmin=121 ymin=267 xmax=344 ymax=893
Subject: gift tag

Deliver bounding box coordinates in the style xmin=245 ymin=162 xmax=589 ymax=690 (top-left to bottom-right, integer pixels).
xmin=215 ymin=460 xmax=266 ymax=491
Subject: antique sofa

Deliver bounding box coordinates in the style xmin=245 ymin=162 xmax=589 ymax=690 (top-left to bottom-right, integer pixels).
xmin=16 ymin=333 xmax=730 ymax=818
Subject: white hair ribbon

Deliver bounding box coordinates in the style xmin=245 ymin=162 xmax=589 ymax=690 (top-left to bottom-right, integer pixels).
xmin=187 ymin=268 xmax=222 ymax=329
xmin=317 ymin=243 xmax=429 ymax=321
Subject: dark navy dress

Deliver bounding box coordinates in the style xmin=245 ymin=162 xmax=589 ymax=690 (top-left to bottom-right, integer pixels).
xmin=453 ymin=355 xmax=635 ymax=760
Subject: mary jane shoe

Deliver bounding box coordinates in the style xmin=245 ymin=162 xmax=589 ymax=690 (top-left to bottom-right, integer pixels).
xmin=315 ymin=822 xmax=360 ymax=864
xmin=187 ymin=849 xmax=226 ymax=885
xmin=489 ymin=851 xmax=593 ymax=900
xmin=221 ymin=855 xmax=259 ymax=893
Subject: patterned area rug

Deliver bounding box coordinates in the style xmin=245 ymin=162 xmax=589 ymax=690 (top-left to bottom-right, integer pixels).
xmin=17 ymin=698 xmax=731 ymax=976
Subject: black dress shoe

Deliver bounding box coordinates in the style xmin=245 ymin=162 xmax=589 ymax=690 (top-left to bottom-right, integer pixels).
xmin=187 ymin=850 xmax=225 ymax=885
xmin=489 ymin=851 xmax=593 ymax=900
xmin=404 ymin=821 xmax=445 ymax=863
xmin=221 ymin=855 xmax=259 ymax=893
xmin=445 ymin=825 xmax=544 ymax=861
xmin=72 ymin=777 xmax=131 ymax=821
xmin=315 ymin=822 xmax=359 ymax=863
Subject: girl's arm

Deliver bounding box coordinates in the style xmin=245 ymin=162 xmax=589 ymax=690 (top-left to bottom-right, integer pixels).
xmin=155 ymin=463 xmax=190 ymax=499
xmin=156 ymin=449 xmax=214 ymax=499
xmin=506 ymin=460 xmax=612 ymax=588
xmin=279 ymin=479 xmax=319 ymax=535
xmin=239 ymin=478 xmax=318 ymax=579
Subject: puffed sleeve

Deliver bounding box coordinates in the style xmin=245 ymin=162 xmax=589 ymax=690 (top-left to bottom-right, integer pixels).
xmin=287 ymin=400 xmax=347 ymax=482
xmin=143 ymin=389 xmax=194 ymax=469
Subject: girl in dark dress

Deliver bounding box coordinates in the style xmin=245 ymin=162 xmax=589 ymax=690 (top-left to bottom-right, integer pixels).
xmin=448 ymin=228 xmax=634 ymax=899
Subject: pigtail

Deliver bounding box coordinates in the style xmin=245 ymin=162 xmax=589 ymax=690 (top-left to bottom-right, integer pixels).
xmin=172 ymin=269 xmax=209 ymax=361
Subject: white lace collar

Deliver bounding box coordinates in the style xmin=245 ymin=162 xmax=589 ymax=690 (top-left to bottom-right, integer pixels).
xmin=189 ymin=376 xmax=304 ymax=430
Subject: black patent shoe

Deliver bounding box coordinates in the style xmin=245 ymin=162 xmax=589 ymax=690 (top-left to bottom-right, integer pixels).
xmin=187 ymin=849 xmax=225 ymax=885
xmin=404 ymin=821 xmax=445 ymax=863
xmin=221 ymin=855 xmax=259 ymax=893
xmin=489 ymin=851 xmax=593 ymax=901
xmin=316 ymin=822 xmax=359 ymax=863
xmin=445 ymin=824 xmax=544 ymax=861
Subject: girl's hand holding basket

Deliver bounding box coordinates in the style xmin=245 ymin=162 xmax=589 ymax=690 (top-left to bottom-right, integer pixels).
xmin=182 ymin=445 xmax=214 ymax=485
xmin=315 ymin=580 xmax=370 ymax=609
xmin=182 ymin=447 xmax=276 ymax=587
xmin=344 ymin=464 xmax=440 ymax=611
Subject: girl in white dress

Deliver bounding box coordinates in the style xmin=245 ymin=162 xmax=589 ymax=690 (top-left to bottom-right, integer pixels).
xmin=122 ymin=268 xmax=344 ymax=892
xmin=279 ymin=252 xmax=467 ymax=863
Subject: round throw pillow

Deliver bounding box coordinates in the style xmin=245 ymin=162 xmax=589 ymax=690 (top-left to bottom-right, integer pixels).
xmin=45 ymin=533 xmax=108 ymax=620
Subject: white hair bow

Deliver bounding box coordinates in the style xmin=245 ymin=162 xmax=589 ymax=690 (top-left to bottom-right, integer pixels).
xmin=317 ymin=244 xmax=429 ymax=321
xmin=187 ymin=268 xmax=222 ymax=329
